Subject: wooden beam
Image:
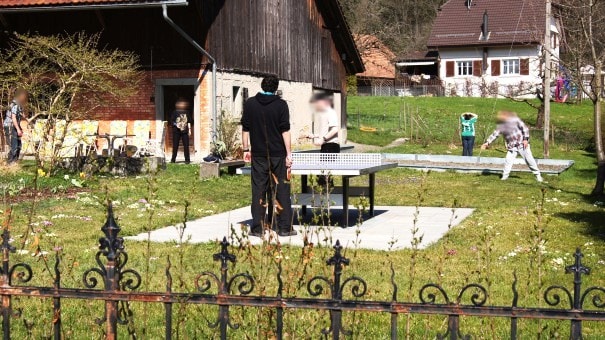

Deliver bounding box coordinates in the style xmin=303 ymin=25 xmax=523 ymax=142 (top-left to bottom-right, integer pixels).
xmin=95 ymin=10 xmax=106 ymax=29
xmin=0 ymin=14 xmax=9 ymax=29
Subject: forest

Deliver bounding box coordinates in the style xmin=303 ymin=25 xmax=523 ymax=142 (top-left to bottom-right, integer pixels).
xmin=338 ymin=0 xmax=448 ymax=55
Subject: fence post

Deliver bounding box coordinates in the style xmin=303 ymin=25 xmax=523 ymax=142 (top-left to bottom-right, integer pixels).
xmin=215 ymin=237 xmax=235 ymax=340
xmin=1 ymin=229 xmax=12 ymax=340
xmin=53 ymin=253 xmax=62 ymax=340
xmin=328 ymin=241 xmax=347 ymax=340
xmin=165 ymin=257 xmax=173 ymax=340
xmin=83 ymin=204 xmax=141 ymax=340
xmin=101 ymin=205 xmax=122 ymax=340
xmin=567 ymin=248 xmax=590 ymax=339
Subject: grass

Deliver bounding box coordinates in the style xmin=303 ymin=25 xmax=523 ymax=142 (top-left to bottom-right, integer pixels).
xmin=1 ymin=96 xmax=604 ymax=338
xmin=346 ymin=96 xmax=594 ymax=150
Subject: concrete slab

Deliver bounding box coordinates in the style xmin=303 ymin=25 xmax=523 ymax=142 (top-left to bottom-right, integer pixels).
xmin=126 ymin=206 xmax=474 ymax=251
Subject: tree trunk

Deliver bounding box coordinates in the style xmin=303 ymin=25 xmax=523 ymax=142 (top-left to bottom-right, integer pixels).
xmin=593 ymin=161 xmax=605 ymax=196
xmin=592 ymin=63 xmax=605 ymax=196
xmin=535 ymin=103 xmax=545 ymax=129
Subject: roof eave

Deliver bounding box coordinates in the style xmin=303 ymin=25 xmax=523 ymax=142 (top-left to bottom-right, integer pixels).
xmin=0 ymin=0 xmax=187 ymax=12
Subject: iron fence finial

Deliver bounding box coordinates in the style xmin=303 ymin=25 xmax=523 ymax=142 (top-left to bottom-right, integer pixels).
xmin=99 ymin=202 xmax=123 ymax=261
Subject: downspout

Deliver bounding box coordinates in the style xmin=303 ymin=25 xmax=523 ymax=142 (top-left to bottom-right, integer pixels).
xmin=162 ymin=4 xmax=217 ymax=142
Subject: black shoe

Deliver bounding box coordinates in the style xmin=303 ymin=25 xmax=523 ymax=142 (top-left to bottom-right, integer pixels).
xmin=249 ymin=230 xmax=263 ymax=238
xmin=278 ymin=230 xmax=297 ymax=237
xmin=185 ymin=161 xmax=191 ymax=164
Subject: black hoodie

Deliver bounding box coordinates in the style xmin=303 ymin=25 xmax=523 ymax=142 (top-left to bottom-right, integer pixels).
xmin=241 ymin=93 xmax=290 ymax=157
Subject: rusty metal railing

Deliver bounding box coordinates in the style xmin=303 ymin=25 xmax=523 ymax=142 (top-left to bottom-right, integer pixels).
xmin=0 ymin=205 xmax=603 ymax=339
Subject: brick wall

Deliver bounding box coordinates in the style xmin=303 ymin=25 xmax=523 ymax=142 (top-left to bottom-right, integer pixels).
xmin=78 ymin=68 xmax=213 ymax=156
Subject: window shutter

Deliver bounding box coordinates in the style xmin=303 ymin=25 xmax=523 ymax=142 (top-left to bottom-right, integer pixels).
xmin=473 ymin=60 xmax=482 ymax=76
xmin=491 ymin=59 xmax=501 ymax=76
xmin=520 ymin=58 xmax=530 ymax=75
xmin=445 ymin=61 xmax=455 ymax=77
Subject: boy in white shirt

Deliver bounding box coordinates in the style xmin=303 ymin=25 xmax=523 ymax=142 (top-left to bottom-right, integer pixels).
xmin=309 ymin=92 xmax=340 ymax=153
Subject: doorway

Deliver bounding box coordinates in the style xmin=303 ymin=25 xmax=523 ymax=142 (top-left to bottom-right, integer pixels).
xmin=163 ymin=85 xmax=195 ymax=156
xmin=155 ymin=78 xmax=200 ymax=159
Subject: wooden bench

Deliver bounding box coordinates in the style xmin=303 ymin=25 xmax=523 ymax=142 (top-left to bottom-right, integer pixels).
xmin=199 ymin=160 xmax=246 ymax=179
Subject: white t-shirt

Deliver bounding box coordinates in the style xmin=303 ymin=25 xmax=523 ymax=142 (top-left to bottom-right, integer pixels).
xmin=314 ymin=108 xmax=339 ymax=144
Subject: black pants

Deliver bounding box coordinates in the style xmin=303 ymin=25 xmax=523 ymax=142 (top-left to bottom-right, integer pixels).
xmin=171 ymin=127 xmax=190 ymax=163
xmin=321 ymin=142 xmax=340 ymax=154
xmin=318 ymin=143 xmax=340 ymax=187
xmin=5 ymin=126 xmax=21 ymax=163
xmin=251 ymin=156 xmax=292 ymax=233
xmin=462 ymin=136 xmax=475 ymax=157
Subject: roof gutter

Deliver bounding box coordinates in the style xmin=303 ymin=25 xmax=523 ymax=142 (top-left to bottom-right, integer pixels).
xmin=0 ymin=0 xmax=187 ymax=12
xmin=162 ymin=4 xmax=218 ymax=143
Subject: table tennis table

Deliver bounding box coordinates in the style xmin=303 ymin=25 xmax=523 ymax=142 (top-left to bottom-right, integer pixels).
xmin=291 ymin=153 xmax=397 ymax=227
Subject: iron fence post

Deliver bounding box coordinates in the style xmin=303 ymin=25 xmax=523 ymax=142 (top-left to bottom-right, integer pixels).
xmin=328 ymin=241 xmax=348 ymax=340
xmin=101 ymin=205 xmax=122 ymax=340
xmin=215 ymin=237 xmax=235 ymax=340
xmin=567 ymin=248 xmax=590 ymax=340
xmin=1 ymin=229 xmax=12 ymax=340
xmin=53 ymin=252 xmax=62 ymax=340
xmin=165 ymin=257 xmax=173 ymax=340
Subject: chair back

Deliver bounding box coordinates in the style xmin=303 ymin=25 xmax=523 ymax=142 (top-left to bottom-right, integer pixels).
xmin=131 ymin=120 xmax=151 ymax=148
xmin=81 ymin=120 xmax=99 ymax=144
xmin=109 ymin=120 xmax=128 ymax=149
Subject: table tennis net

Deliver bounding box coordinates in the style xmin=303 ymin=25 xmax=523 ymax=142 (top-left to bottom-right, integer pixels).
xmin=292 ymin=153 xmax=382 ymax=166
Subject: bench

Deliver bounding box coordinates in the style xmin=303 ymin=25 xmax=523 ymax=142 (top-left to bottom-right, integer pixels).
xmin=199 ymin=160 xmax=246 ymax=179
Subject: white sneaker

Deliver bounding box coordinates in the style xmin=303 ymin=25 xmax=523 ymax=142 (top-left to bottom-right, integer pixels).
xmin=501 ymin=175 xmax=509 ymax=181
xmin=536 ymin=175 xmax=544 ymax=183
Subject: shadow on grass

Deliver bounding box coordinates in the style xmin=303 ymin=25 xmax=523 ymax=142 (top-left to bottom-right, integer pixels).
xmin=556 ymin=210 xmax=605 ymax=241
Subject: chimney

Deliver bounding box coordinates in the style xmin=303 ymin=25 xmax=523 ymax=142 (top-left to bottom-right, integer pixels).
xmin=482 ymin=10 xmax=489 ymax=40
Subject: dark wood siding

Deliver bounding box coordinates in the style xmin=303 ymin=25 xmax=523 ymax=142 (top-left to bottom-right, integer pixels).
xmin=202 ymin=0 xmax=347 ymax=91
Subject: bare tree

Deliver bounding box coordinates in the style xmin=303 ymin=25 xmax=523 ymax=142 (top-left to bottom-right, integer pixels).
xmin=561 ymin=0 xmax=605 ymax=195
xmin=0 ymin=32 xmax=141 ymax=173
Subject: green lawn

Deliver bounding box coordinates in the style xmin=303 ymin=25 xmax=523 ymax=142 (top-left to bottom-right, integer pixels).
xmin=1 ymin=96 xmax=604 ymax=338
xmin=347 ymin=96 xmax=593 ymax=149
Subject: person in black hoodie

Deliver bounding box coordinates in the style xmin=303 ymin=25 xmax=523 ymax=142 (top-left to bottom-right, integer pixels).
xmin=241 ymin=75 xmax=297 ymax=237
xmin=170 ymin=98 xmax=193 ymax=164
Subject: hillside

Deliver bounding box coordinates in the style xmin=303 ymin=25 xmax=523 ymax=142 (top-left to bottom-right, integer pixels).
xmin=339 ymin=0 xmax=448 ymax=55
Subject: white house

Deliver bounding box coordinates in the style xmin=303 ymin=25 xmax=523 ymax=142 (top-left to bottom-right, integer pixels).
xmin=427 ymin=0 xmax=561 ymax=98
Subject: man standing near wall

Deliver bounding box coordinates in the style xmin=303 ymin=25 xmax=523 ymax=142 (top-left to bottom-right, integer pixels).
xmin=3 ymin=89 xmax=27 ymax=164
xmin=241 ymin=75 xmax=297 ymax=238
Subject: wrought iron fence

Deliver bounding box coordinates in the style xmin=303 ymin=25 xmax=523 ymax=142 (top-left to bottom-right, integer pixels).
xmin=0 ymin=205 xmax=604 ymax=339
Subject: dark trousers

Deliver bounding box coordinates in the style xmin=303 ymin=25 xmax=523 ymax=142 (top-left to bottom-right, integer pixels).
xmin=318 ymin=143 xmax=340 ymax=187
xmin=320 ymin=142 xmax=340 ymax=154
xmin=251 ymin=156 xmax=293 ymax=233
xmin=171 ymin=127 xmax=190 ymax=163
xmin=462 ymin=136 xmax=475 ymax=156
xmin=5 ymin=126 xmax=21 ymax=163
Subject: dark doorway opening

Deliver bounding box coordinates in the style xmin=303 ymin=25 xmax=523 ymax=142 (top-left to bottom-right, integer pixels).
xmin=162 ymin=85 xmax=195 ymax=156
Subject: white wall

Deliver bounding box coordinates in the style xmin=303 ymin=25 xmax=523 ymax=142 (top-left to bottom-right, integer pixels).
xmin=215 ymin=72 xmax=342 ymax=149
xmin=439 ymin=45 xmax=544 ymax=98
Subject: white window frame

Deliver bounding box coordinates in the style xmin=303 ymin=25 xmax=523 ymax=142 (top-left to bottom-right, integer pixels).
xmin=502 ymin=59 xmax=521 ymax=75
xmin=456 ymin=60 xmax=473 ymax=76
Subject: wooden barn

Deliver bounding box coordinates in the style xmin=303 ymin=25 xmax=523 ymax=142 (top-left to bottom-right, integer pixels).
xmin=0 ymin=0 xmax=363 ymax=158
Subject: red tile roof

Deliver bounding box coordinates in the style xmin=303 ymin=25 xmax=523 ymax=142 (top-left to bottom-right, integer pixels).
xmin=427 ymin=0 xmax=545 ymax=48
xmin=0 ymin=0 xmax=176 ymax=8
xmin=354 ymin=34 xmax=396 ymax=79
